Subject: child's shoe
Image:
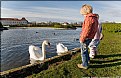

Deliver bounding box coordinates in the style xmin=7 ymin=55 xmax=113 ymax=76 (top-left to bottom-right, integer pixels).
xmin=77 ymin=64 xmax=88 ymax=69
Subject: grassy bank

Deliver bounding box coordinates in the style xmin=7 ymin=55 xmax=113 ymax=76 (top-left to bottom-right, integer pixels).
xmin=27 ymin=23 xmax=121 ymax=78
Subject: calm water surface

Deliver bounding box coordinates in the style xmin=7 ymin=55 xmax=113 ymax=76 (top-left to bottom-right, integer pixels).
xmin=1 ymin=27 xmax=81 ymax=72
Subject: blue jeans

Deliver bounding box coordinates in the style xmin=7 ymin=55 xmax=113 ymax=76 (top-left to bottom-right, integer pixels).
xmin=80 ymin=39 xmax=92 ymax=67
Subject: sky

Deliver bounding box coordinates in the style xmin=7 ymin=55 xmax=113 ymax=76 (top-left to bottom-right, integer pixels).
xmin=1 ymin=1 xmax=121 ymax=23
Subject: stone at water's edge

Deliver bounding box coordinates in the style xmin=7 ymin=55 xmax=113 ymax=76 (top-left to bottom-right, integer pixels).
xmin=0 ymin=48 xmax=80 ymax=78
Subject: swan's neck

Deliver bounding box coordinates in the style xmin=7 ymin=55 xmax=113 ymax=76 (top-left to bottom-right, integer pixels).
xmin=42 ymin=42 xmax=46 ymax=59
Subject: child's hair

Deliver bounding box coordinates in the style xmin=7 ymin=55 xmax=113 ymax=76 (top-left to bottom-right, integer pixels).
xmin=80 ymin=4 xmax=93 ymax=15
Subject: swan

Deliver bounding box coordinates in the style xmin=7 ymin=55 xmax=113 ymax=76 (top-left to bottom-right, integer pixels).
xmin=29 ymin=40 xmax=50 ymax=64
xmin=56 ymin=43 xmax=68 ymax=55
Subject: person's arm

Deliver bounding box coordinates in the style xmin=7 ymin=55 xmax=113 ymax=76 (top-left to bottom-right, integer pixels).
xmin=99 ymin=23 xmax=104 ymax=40
xmin=100 ymin=33 xmax=104 ymax=40
xmin=99 ymin=23 xmax=102 ymax=33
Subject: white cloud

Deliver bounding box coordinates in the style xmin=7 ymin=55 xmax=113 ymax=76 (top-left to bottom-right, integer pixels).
xmin=1 ymin=7 xmax=82 ymax=22
xmin=94 ymin=1 xmax=121 ymax=23
xmin=1 ymin=1 xmax=121 ymax=23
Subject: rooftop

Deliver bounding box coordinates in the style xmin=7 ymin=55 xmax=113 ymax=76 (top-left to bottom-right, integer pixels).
xmin=0 ymin=17 xmax=27 ymax=21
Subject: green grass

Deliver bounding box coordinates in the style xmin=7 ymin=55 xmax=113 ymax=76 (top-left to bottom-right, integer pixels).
xmin=27 ymin=23 xmax=121 ymax=78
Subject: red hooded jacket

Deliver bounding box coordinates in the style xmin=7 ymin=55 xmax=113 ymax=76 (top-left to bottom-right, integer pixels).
xmin=80 ymin=13 xmax=98 ymax=42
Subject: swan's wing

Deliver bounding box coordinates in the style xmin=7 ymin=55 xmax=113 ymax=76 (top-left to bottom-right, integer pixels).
xmin=60 ymin=43 xmax=65 ymax=48
xmin=57 ymin=43 xmax=65 ymax=48
xmin=56 ymin=43 xmax=66 ymax=53
xmin=64 ymin=47 xmax=68 ymax=52
xmin=59 ymin=43 xmax=68 ymax=51
xmin=29 ymin=45 xmax=42 ymax=60
xmin=33 ymin=46 xmax=43 ymax=58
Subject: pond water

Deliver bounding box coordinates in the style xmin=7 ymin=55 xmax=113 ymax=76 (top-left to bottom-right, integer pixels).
xmin=1 ymin=27 xmax=81 ymax=72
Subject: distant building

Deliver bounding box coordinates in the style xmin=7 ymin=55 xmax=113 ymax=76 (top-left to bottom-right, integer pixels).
xmin=0 ymin=17 xmax=28 ymax=26
xmin=62 ymin=22 xmax=69 ymax=25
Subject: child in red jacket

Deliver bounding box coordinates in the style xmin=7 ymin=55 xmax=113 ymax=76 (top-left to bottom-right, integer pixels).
xmin=77 ymin=4 xmax=98 ymax=69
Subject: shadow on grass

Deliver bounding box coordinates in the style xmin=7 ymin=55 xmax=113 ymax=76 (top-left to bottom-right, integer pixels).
xmin=90 ymin=54 xmax=121 ymax=68
xmin=90 ymin=59 xmax=121 ymax=64
xmin=90 ymin=61 xmax=121 ymax=68
xmin=95 ymin=54 xmax=121 ymax=58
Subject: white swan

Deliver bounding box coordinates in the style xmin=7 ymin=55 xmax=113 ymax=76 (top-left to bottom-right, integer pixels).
xmin=29 ymin=40 xmax=50 ymax=64
xmin=56 ymin=43 xmax=68 ymax=55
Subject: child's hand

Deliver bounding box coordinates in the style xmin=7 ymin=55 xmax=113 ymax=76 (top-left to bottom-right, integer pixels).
xmin=100 ymin=33 xmax=104 ymax=40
